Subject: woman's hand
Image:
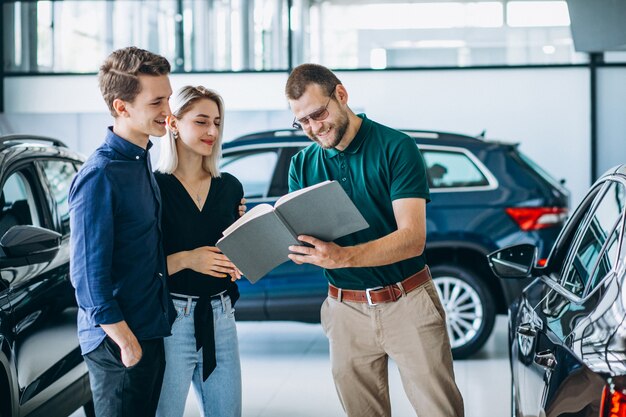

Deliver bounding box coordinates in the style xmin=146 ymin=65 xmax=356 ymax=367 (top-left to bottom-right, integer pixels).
xmin=238 ymin=198 xmax=247 ymax=217
xmin=186 ymin=246 xmax=238 ymax=278
xmin=230 ymin=267 xmax=243 ymax=282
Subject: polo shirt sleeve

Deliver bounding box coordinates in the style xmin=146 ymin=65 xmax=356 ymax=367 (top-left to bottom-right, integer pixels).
xmin=69 ymin=166 xmax=124 ymax=326
xmin=288 ymin=153 xmax=304 ymax=193
xmin=389 ymin=135 xmax=431 ymax=203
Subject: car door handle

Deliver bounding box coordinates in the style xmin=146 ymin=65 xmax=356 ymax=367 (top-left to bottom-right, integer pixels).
xmin=534 ymin=350 xmax=557 ymax=370
xmin=517 ymin=322 xmax=537 ymax=337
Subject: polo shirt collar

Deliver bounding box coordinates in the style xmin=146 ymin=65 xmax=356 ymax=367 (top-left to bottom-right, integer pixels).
xmin=105 ymin=126 xmax=152 ymax=160
xmin=326 ymin=114 xmax=371 ymax=158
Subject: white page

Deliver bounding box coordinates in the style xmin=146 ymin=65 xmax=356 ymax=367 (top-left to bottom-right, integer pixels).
xmin=222 ymin=203 xmax=274 ymax=236
xmin=275 ymin=180 xmax=332 ymax=207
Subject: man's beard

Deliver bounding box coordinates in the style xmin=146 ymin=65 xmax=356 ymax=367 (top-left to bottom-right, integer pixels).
xmin=312 ymin=111 xmax=349 ymax=149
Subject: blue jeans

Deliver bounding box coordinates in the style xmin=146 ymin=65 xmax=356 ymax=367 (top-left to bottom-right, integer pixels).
xmin=156 ymin=295 xmax=242 ymax=417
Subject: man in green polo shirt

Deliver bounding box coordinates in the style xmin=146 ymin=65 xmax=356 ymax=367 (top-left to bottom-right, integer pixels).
xmin=285 ymin=63 xmax=464 ymax=417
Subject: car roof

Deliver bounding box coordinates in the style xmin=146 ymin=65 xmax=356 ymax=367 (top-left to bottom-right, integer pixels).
xmin=0 ymin=134 xmax=85 ymax=165
xmin=0 ymin=134 xmax=69 ymax=152
xmin=223 ymin=128 xmax=513 ymax=150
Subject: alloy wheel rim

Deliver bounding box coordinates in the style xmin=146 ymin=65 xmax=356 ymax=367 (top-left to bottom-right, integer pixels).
xmin=433 ymin=276 xmax=484 ymax=348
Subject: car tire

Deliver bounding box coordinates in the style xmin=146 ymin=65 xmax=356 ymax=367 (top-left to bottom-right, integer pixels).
xmin=430 ymin=264 xmax=496 ymax=359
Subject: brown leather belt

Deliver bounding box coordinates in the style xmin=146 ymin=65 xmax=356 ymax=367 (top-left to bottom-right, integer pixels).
xmin=328 ymin=266 xmax=432 ymax=306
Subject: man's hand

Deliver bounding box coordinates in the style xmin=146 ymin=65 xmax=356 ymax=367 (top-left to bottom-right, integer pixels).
xmin=120 ymin=338 xmax=143 ymax=367
xmin=238 ymin=198 xmax=247 ymax=217
xmin=288 ymin=235 xmax=353 ymax=269
xmin=101 ymin=321 xmax=142 ymax=368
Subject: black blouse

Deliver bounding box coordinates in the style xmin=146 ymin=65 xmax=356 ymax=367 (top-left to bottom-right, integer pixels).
xmin=155 ymin=172 xmax=244 ymax=297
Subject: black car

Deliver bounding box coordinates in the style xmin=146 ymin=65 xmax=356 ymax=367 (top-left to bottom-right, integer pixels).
xmin=488 ymin=164 xmax=626 ymax=417
xmin=220 ymin=129 xmax=570 ymax=358
xmin=0 ymin=135 xmax=92 ymax=417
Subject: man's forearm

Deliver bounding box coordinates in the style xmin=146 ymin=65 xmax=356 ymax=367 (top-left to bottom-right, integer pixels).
xmin=345 ymin=228 xmax=425 ymax=268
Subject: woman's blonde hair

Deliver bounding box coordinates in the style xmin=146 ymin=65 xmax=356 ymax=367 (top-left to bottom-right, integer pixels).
xmin=157 ymin=85 xmax=224 ymax=177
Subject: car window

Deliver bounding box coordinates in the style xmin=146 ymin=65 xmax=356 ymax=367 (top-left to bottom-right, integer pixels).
xmin=0 ymin=171 xmax=39 ymax=239
xmin=40 ymin=160 xmax=77 ymax=236
xmin=561 ymin=181 xmax=625 ymax=297
xmin=268 ymin=146 xmax=305 ymax=197
xmin=220 ymin=150 xmax=279 ymax=198
xmin=421 ymin=150 xmax=489 ymax=189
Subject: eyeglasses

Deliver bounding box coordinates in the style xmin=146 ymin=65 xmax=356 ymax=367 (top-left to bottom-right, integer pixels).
xmin=292 ymin=85 xmax=337 ymax=130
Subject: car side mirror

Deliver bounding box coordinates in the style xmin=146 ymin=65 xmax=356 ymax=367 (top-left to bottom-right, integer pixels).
xmin=0 ymin=225 xmax=61 ymax=264
xmin=487 ymin=243 xmax=537 ymax=279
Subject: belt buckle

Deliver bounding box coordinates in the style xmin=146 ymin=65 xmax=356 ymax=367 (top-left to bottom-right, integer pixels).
xmin=365 ymin=286 xmax=384 ymax=306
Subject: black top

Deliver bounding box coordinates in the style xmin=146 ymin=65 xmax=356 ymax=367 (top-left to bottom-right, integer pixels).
xmin=154 ymin=172 xmax=244 ymax=297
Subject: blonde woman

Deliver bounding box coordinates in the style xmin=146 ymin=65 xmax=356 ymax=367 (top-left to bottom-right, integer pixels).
xmin=155 ymin=86 xmax=244 ymax=417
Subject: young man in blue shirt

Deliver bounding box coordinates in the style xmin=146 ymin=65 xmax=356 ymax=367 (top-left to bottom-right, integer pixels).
xmin=286 ymin=63 xmax=464 ymax=417
xmin=69 ymin=47 xmax=176 ymax=417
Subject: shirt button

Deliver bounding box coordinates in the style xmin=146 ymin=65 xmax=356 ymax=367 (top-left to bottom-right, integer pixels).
xmin=341 ymin=164 xmax=346 ymax=169
xmin=342 ymin=178 xmax=347 ymax=182
xmin=135 ymin=156 xmax=140 ymax=160
xmin=339 ymin=153 xmax=344 ymax=157
xmin=158 ymin=272 xmax=163 ymax=277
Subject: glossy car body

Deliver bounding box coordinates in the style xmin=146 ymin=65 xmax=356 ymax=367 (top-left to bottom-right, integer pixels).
xmin=0 ymin=135 xmax=92 ymax=417
xmin=489 ymin=164 xmax=626 ymax=417
xmin=220 ymin=128 xmax=569 ymax=358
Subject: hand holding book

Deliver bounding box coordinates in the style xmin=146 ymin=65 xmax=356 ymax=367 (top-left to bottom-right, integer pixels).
xmin=216 ymin=180 xmax=369 ymax=282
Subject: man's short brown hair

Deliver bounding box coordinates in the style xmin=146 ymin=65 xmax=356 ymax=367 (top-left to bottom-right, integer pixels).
xmin=285 ymin=63 xmax=342 ymax=100
xmin=98 ymin=47 xmax=171 ymax=117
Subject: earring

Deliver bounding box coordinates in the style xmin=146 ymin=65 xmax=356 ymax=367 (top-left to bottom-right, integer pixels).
xmin=172 ymin=130 xmax=179 ymax=139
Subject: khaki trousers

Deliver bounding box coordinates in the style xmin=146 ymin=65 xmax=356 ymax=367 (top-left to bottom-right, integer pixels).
xmin=320 ymin=279 xmax=464 ymax=417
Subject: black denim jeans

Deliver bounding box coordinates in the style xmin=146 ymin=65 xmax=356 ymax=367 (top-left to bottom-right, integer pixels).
xmin=84 ymin=337 xmax=166 ymax=417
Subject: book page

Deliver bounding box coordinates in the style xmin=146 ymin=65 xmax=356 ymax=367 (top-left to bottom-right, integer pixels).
xmin=222 ymin=203 xmax=274 ymax=236
xmin=275 ymin=180 xmax=332 ymax=207
xmin=274 ymin=180 xmax=369 ymax=241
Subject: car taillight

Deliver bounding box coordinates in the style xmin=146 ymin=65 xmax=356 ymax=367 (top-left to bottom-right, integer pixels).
xmin=505 ymin=207 xmax=568 ymax=231
xmin=601 ymin=384 xmax=626 ymax=417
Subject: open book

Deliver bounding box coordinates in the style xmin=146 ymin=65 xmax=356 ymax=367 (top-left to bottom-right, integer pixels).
xmin=216 ymin=180 xmax=368 ymax=283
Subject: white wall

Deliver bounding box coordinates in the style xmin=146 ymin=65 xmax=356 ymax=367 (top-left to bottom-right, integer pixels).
xmin=597 ymin=67 xmax=626 ymax=176
xmin=3 ymin=67 xmax=591 ymax=205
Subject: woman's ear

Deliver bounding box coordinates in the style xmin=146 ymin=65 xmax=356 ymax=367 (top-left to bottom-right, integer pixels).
xmin=167 ymin=115 xmax=178 ymax=134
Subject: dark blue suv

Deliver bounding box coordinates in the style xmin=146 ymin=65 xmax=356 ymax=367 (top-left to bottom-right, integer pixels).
xmin=220 ymin=129 xmax=569 ymax=358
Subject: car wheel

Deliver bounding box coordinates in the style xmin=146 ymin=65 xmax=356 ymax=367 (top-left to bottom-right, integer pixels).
xmin=430 ymin=264 xmax=495 ymax=359
xmin=83 ymin=400 xmax=96 ymax=417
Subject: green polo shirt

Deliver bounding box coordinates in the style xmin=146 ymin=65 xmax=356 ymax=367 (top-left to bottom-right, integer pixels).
xmin=288 ymin=114 xmax=430 ymax=290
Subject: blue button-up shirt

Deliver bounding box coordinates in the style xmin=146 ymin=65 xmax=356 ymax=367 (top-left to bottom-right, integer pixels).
xmin=69 ymin=127 xmax=175 ymax=355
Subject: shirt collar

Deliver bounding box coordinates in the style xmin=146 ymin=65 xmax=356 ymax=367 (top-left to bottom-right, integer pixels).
xmin=105 ymin=126 xmax=152 ymax=160
xmin=325 ymin=114 xmax=370 ymax=159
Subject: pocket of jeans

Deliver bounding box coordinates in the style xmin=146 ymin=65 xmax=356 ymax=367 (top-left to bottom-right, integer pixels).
xmin=226 ymin=297 xmax=236 ymax=319
xmin=173 ymin=305 xmax=186 ymax=323
xmin=102 ymin=337 xmax=125 ymax=367
xmin=320 ymin=297 xmax=330 ymax=334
